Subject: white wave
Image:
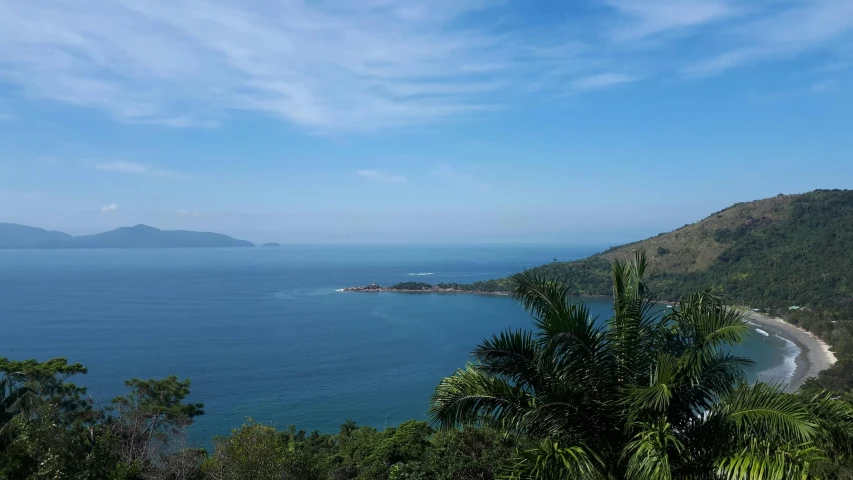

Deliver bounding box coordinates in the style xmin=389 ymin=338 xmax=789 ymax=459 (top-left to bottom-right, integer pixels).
xmin=746 ymin=321 xmax=769 ymax=336
xmin=407 ymin=272 xmax=434 ymax=276
xmin=335 ymin=288 xmax=345 ymax=292
xmin=757 ymin=334 xmax=801 ymax=385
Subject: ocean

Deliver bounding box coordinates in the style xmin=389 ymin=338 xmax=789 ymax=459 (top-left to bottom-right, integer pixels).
xmin=0 ymin=245 xmax=796 ymax=443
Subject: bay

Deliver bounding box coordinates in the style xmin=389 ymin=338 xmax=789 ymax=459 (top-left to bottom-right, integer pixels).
xmin=0 ymin=245 xmax=793 ymax=443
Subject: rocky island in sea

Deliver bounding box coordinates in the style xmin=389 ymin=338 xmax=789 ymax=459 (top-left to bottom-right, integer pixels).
xmin=343 ymin=282 xmax=508 ymax=294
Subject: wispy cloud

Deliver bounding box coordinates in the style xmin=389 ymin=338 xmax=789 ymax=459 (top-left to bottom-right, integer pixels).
xmin=176 ymin=208 xmax=200 ymax=216
xmin=94 ymin=161 xmax=187 ymax=179
xmin=356 ymin=170 xmax=407 ymax=183
xmin=809 ymin=80 xmax=836 ymax=93
xmin=96 ymin=161 xmax=147 ymax=175
xmin=681 ymin=49 xmax=764 ymax=76
xmin=569 ymin=73 xmax=640 ymax=91
xmin=432 ymin=164 xmax=490 ymax=192
xmin=0 ymin=0 xmax=515 ymax=132
xmin=0 ymin=113 xmax=13 ymax=121
xmin=0 ymin=0 xmax=849 ymax=133
xmin=682 ymin=0 xmax=853 ymax=76
xmin=101 ymin=203 xmax=119 ymax=212
xmin=605 ymin=0 xmax=736 ymax=42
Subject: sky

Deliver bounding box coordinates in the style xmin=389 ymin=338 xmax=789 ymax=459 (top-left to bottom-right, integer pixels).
xmin=1 ymin=0 xmax=852 ymax=244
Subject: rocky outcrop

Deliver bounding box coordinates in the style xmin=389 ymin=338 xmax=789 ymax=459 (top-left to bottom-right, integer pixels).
xmin=341 ymin=283 xmax=508 ymax=295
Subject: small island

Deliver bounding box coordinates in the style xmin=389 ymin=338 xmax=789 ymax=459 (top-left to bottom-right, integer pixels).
xmin=342 ymin=282 xmax=508 ymax=295
xmin=261 ymin=243 xmax=281 ymax=247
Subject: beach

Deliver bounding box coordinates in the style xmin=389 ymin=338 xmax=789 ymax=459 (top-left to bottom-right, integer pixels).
xmin=746 ymin=311 xmax=837 ymax=391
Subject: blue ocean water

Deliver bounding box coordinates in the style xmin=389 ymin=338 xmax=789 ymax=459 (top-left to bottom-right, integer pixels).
xmin=0 ymin=245 xmax=794 ymax=443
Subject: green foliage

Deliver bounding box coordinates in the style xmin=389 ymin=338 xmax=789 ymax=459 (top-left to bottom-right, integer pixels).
xmin=107 ymin=375 xmax=204 ymax=475
xmin=390 ymin=282 xmax=434 ymax=291
xmin=203 ymin=420 xmax=324 ymax=480
xmin=429 ymin=253 xmax=853 ymax=479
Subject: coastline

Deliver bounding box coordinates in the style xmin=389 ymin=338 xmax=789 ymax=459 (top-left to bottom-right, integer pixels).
xmin=340 ymin=286 xmax=836 ymax=391
xmin=745 ymin=311 xmax=837 ymax=391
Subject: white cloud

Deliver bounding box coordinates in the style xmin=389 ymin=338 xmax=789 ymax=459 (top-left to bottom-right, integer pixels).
xmin=569 ymin=73 xmax=640 ymax=91
xmin=101 ymin=203 xmax=119 ymax=212
xmin=94 ymin=161 xmax=187 ymax=179
xmin=356 ymin=170 xmax=407 ymax=183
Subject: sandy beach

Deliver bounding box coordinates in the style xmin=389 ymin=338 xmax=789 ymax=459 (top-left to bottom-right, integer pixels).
xmin=746 ymin=311 xmax=837 ymax=391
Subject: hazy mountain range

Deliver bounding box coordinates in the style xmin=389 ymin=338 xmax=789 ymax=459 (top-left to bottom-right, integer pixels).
xmin=0 ymin=223 xmax=254 ymax=249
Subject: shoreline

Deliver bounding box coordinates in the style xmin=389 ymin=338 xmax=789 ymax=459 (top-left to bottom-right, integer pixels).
xmin=339 ymin=286 xmax=836 ymax=390
xmin=745 ymin=311 xmax=837 ymax=391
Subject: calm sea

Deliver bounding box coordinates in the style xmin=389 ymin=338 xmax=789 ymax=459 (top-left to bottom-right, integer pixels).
xmin=0 ymin=245 xmax=795 ymax=443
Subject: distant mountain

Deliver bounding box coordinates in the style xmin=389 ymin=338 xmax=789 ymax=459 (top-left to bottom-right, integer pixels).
xmin=261 ymin=242 xmax=281 ymax=247
xmin=407 ymin=189 xmax=853 ymax=311
xmin=0 ymin=223 xmax=73 ymax=248
xmin=0 ymin=223 xmax=254 ymax=249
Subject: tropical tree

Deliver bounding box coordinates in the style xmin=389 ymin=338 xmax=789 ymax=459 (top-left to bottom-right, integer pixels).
xmin=430 ymin=251 xmax=853 ymax=479
xmin=0 ymin=357 xmax=89 ymax=437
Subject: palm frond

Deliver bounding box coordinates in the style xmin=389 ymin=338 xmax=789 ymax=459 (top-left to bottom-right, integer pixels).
xmin=622 ymin=417 xmax=684 ymax=480
xmin=624 ymin=354 xmax=678 ymax=424
xmin=474 ymin=329 xmax=543 ymax=390
xmin=510 ymin=270 xmax=571 ymax=322
xmin=506 ymin=440 xmax=605 ymax=480
xmin=715 ymin=383 xmax=817 ymax=443
xmin=715 ymin=440 xmax=824 ymax=480
xmin=429 ymin=365 xmax=533 ymax=432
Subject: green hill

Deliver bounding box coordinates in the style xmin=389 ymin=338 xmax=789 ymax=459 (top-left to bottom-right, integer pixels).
xmin=439 ymin=189 xmax=853 ymax=313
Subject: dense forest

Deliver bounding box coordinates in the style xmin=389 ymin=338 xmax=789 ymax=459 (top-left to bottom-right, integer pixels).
xmin=4 ymin=253 xmax=853 ymax=479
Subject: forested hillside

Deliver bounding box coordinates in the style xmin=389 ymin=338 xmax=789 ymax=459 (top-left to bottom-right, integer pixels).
xmin=453 ymin=189 xmax=853 ymax=315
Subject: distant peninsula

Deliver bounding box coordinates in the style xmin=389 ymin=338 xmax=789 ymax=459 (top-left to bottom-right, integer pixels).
xmin=261 ymin=242 xmax=281 ymax=247
xmin=342 ymin=189 xmax=853 ymax=308
xmin=0 ymin=223 xmax=254 ymax=249
xmin=343 ymin=282 xmax=508 ymax=295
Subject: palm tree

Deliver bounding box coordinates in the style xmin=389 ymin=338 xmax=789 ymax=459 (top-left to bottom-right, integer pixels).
xmin=430 ymin=251 xmax=853 ymax=479
xmin=0 ymin=368 xmax=37 ymax=437
xmin=0 ymin=358 xmax=90 ymax=438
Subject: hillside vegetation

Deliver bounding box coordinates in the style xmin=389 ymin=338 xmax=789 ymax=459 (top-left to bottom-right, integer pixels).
xmin=451 ymin=190 xmax=853 ymax=315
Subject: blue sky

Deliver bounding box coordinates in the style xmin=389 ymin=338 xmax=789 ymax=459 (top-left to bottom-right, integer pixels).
xmin=1 ymin=0 xmax=851 ymax=244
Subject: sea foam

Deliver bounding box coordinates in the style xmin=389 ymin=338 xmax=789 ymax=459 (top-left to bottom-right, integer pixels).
xmin=757 ymin=334 xmax=801 ymax=385
xmin=407 ymin=273 xmax=434 ymax=276
xmin=747 ymin=321 xmax=770 ymax=336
